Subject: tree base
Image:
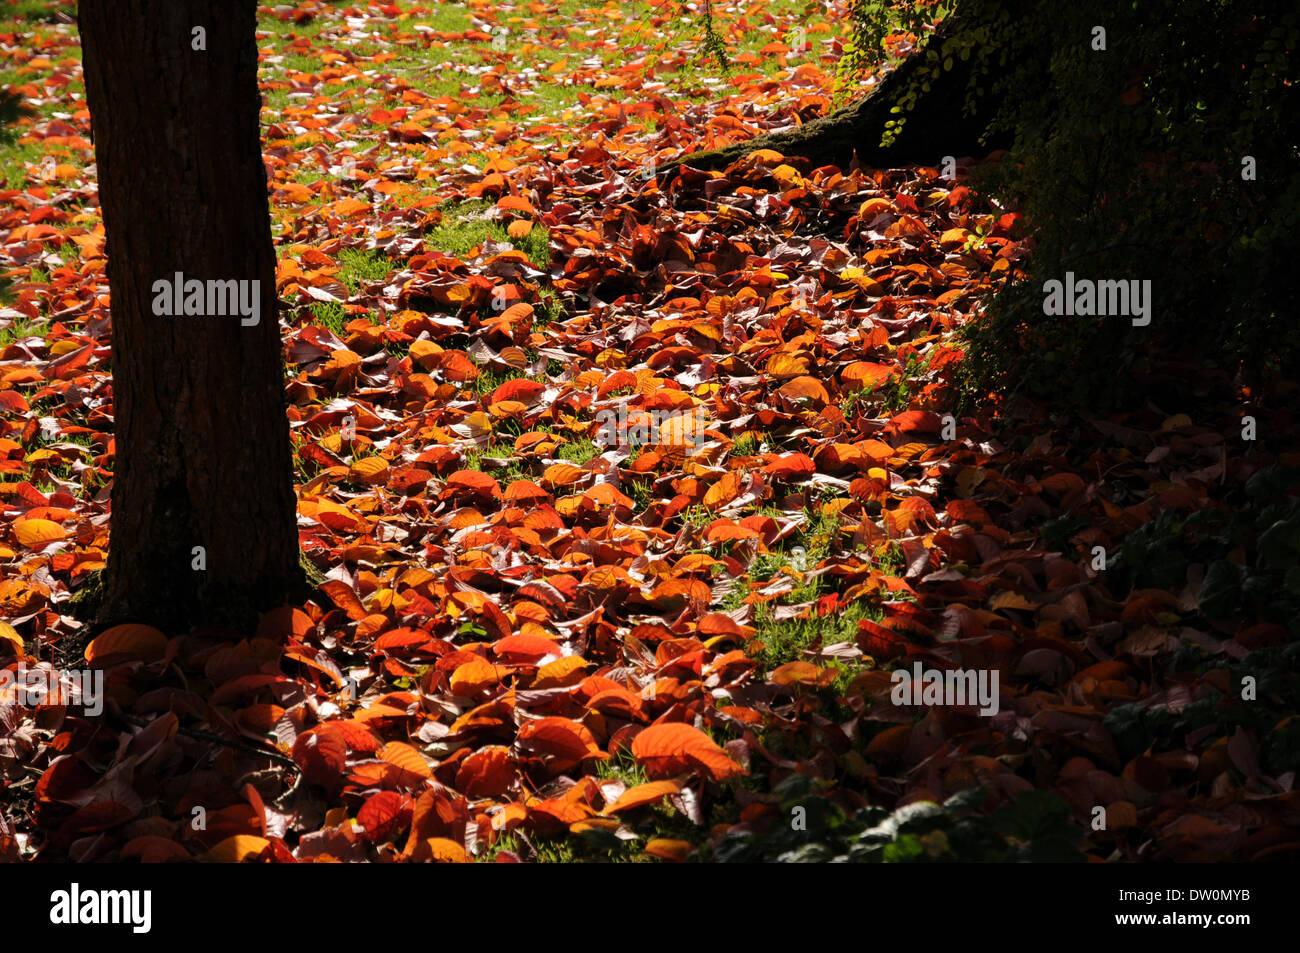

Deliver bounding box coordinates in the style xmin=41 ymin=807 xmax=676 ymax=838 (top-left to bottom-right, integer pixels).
xmin=66 ymin=550 xmax=325 ymax=643
xmin=663 ymin=14 xmax=1003 ymax=174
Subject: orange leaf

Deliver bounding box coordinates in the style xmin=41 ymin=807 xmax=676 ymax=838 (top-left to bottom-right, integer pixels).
xmin=493 ymin=633 xmax=561 ymax=662
xmin=84 ymin=624 xmax=168 ymax=667
xmin=379 ymin=741 xmax=433 ymax=780
xmin=455 ymin=745 xmax=516 ymax=798
xmin=842 ymin=361 xmax=893 ymax=389
xmin=604 ymin=780 xmax=680 ymax=813
xmin=770 ymin=660 xmax=828 ymax=687
xmin=348 ymin=457 xmax=389 ymax=484
xmin=630 ymin=723 xmax=745 ymax=781
xmin=424 ymin=837 xmax=470 ymax=862
xmin=542 ymin=462 xmax=587 ymax=488
xmin=449 ymin=658 xmax=500 ymax=697
xmin=644 ymin=838 xmax=695 ymax=861
xmin=0 ymin=622 xmax=23 ymax=654
xmin=498 ymin=195 xmax=536 ymax=216
xmin=202 ymin=835 xmax=270 ymax=863
xmin=516 ymin=717 xmax=605 ymax=769
xmin=532 ymin=656 xmax=588 ymax=689
xmin=703 ymin=471 xmax=742 ymax=509
xmin=444 ymin=469 xmax=503 ymax=498
xmin=490 ymin=378 xmax=545 ymax=406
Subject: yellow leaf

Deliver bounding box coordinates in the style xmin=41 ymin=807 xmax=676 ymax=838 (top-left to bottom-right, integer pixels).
xmin=533 ymin=656 xmax=588 ymax=689
xmin=13 ymin=518 xmax=65 ymax=547
xmin=203 ymin=835 xmax=270 ymax=863
xmin=542 ymin=462 xmax=587 ymax=487
xmin=644 ymin=838 xmax=694 ymax=861
xmin=858 ymin=197 xmax=893 ymax=219
xmin=0 ymin=622 xmax=22 ymax=653
xmin=766 ymin=353 xmax=810 ymax=378
xmin=348 ymin=457 xmax=389 ymax=484
xmin=939 ymin=227 xmax=971 ymax=249
xmin=424 ymin=837 xmax=470 ymax=862
xmin=409 ymin=339 xmax=443 ymax=370
xmin=449 ymin=658 xmax=500 ymax=697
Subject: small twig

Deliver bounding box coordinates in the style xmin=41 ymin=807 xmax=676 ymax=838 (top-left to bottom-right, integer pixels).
xmin=113 ymin=711 xmax=301 ymax=774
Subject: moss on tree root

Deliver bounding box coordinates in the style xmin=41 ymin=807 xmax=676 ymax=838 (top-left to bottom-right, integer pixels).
xmin=662 ymin=14 xmax=1001 ymax=175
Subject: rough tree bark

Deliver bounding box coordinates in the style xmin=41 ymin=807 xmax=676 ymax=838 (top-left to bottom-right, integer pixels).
xmin=77 ymin=0 xmax=306 ymax=635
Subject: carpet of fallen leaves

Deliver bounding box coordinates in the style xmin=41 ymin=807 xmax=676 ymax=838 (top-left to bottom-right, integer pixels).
xmin=2 ymin=0 xmax=1298 ymax=863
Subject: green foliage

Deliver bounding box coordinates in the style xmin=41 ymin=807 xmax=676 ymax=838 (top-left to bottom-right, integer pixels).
xmin=1104 ymin=641 xmax=1300 ymax=774
xmin=698 ymin=1 xmax=732 ymax=75
xmin=0 ymin=87 xmax=35 ymax=302
xmin=425 ymin=199 xmax=550 ymax=269
xmin=1101 ymin=465 xmax=1300 ymax=632
xmin=955 ymin=0 xmax=1300 ymax=409
xmin=1194 ymin=466 xmax=1300 ymax=630
xmin=557 ymin=435 xmax=599 ymax=464
xmin=713 ymin=776 xmax=1085 ymax=862
xmin=839 ymin=0 xmax=954 ymax=89
xmin=309 ymin=301 xmax=348 ymax=336
xmin=840 ymin=0 xmax=1299 ymax=410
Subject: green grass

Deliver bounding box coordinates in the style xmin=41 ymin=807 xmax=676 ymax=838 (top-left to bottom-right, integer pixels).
xmin=513 ymin=223 xmax=551 ymax=271
xmin=878 ymin=352 xmax=926 ymax=413
xmin=557 ymin=435 xmax=599 ymax=465
xmin=409 ymin=2 xmax=475 ymax=34
xmin=627 ymin=476 xmax=655 ymax=511
xmin=472 ymin=365 xmax=526 ymax=397
xmin=595 ymin=750 xmax=651 ymax=787
xmin=678 ymin=504 xmax=713 ymax=528
xmin=424 ymin=200 xmax=506 ymax=258
xmin=730 ymin=431 xmax=758 ymax=457
xmin=424 ymin=199 xmax=550 ymax=269
xmin=0 ymin=312 xmax=40 ymax=344
xmin=533 ymin=287 xmax=567 ymax=325
xmin=0 ymin=0 xmax=70 ymax=25
xmin=309 ymin=301 xmax=348 ymax=335
xmin=337 ymin=247 xmax=391 ymax=293
xmin=750 ymin=597 xmax=874 ymax=674
xmin=0 ymin=139 xmax=45 ymax=190
xmin=473 ymin=748 xmax=712 ymax=862
xmin=261 ymin=87 xmax=294 ymax=113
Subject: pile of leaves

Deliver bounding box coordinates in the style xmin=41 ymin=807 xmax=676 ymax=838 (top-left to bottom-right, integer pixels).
xmin=1 ymin=0 xmax=1297 ymax=863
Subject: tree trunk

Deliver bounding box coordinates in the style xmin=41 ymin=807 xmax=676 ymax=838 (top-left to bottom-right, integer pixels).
xmin=78 ymin=0 xmax=305 ymax=635
xmin=665 ymin=5 xmax=1035 ymax=173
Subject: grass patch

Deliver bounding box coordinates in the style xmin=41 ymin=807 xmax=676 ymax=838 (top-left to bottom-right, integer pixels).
xmin=0 ymin=139 xmax=45 ymax=190
xmin=749 ymin=597 xmax=875 ymax=675
xmin=557 ymin=435 xmax=599 ymax=465
xmin=424 ymin=200 xmax=506 ymax=259
xmin=337 ymin=247 xmax=391 ymax=293
xmin=0 ymin=0 xmax=70 ymax=26
xmin=309 ymin=302 xmax=348 ymax=336
xmin=0 ymin=312 xmax=41 ymax=344
xmin=423 ymin=199 xmax=550 ymax=269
